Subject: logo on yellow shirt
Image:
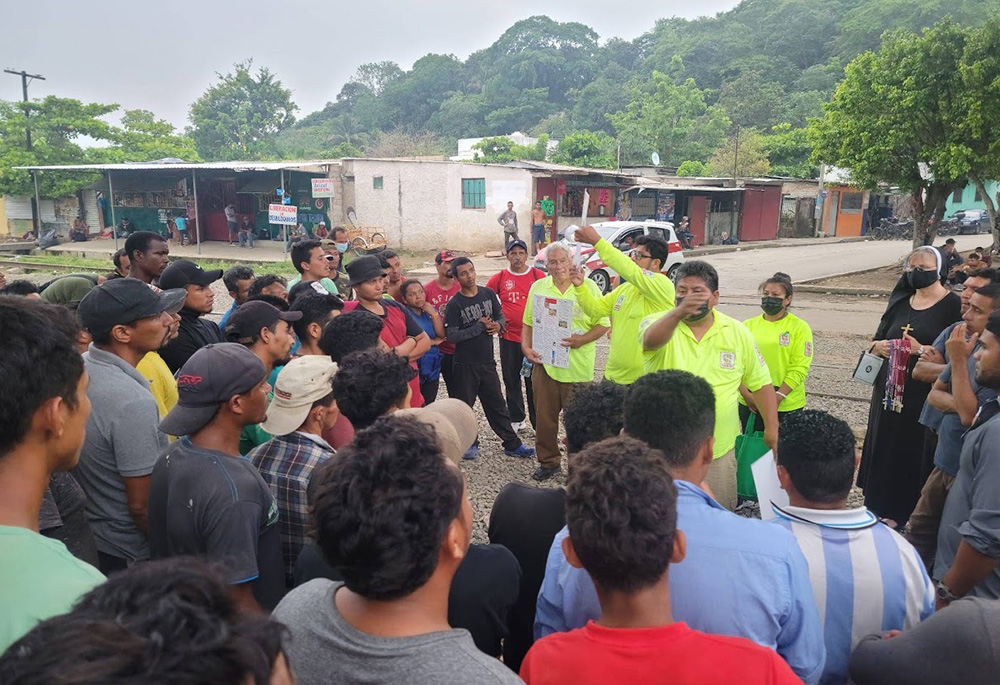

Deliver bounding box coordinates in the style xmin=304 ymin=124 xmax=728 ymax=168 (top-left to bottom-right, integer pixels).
xmin=613 ymin=294 xmax=625 ymax=311
xmin=779 ymin=332 xmax=790 ymax=347
xmin=720 ymin=351 xmax=736 ymax=369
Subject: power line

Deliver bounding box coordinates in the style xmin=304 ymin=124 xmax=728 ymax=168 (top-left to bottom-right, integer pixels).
xmin=4 ymin=68 xmax=46 ymax=233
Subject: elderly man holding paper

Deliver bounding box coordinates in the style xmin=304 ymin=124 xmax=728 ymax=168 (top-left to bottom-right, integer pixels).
xmin=522 ymin=242 xmax=609 ymax=482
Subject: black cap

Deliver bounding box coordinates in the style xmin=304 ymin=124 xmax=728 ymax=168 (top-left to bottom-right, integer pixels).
xmin=346 ymin=255 xmax=384 ymax=286
xmin=77 ymin=279 xmax=187 ymax=339
xmin=159 ymin=259 xmax=223 ymax=290
xmin=224 ymin=300 xmax=302 ymax=344
xmin=159 ymin=343 xmax=267 ymax=436
xmin=506 ymin=239 xmax=528 ymax=253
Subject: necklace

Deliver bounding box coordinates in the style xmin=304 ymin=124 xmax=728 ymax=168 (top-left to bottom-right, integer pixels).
xmin=900 ymin=296 xmax=933 ymax=337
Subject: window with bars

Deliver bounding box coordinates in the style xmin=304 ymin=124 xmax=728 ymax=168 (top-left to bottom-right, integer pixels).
xmin=462 ymin=178 xmax=486 ymax=208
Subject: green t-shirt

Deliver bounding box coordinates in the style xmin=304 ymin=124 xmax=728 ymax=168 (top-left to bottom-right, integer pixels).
xmin=741 ymin=312 xmax=814 ymax=412
xmin=287 ymin=275 xmax=348 ymax=299
xmin=523 ymin=277 xmax=610 ymax=383
xmin=0 ymin=525 xmax=105 ymax=653
xmin=574 ymin=239 xmax=676 ymax=384
xmin=638 ymin=309 xmax=772 ymax=458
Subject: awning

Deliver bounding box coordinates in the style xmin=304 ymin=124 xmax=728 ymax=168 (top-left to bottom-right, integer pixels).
xmin=14 ymin=160 xmax=340 ymax=172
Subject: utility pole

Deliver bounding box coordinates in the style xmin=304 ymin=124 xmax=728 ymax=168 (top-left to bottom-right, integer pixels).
xmin=4 ymin=69 xmax=46 ymax=235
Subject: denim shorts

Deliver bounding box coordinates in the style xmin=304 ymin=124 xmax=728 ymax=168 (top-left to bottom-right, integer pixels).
xmin=532 ymin=224 xmax=546 ymax=243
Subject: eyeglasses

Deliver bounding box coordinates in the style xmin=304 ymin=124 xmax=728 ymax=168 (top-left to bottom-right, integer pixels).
xmin=631 ymin=250 xmax=652 ymax=260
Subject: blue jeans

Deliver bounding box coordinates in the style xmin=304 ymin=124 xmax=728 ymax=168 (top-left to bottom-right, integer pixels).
xmin=532 ymin=224 xmax=546 ymax=244
xmin=239 ymin=230 xmax=255 ymax=247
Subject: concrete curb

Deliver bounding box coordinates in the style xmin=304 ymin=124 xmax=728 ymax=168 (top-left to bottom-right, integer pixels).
xmin=797 ymin=265 xmax=896 ymax=297
xmin=688 ymin=235 xmax=869 ymax=257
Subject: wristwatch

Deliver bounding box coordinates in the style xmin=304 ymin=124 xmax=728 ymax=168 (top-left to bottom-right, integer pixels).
xmin=936 ymin=580 xmax=960 ymax=604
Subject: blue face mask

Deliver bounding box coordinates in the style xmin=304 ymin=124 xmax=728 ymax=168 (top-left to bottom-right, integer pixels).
xmin=336 ymin=242 xmax=349 ymax=253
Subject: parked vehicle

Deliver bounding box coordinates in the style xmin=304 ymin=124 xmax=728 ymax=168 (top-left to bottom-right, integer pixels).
xmin=952 ymin=209 xmax=991 ymax=235
xmin=534 ymin=220 xmax=685 ymax=294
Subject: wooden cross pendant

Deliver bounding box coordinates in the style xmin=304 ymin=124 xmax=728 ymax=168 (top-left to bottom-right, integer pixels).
xmin=901 ymin=323 xmax=914 ymax=336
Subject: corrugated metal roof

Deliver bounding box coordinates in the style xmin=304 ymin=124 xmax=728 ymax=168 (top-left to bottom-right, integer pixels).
xmin=625 ymin=177 xmax=744 ymax=192
xmin=501 ymin=160 xmax=638 ymax=176
xmin=14 ymin=159 xmax=341 ymax=172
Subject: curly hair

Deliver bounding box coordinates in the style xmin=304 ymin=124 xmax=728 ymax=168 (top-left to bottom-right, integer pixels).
xmin=124 ymin=231 xmax=165 ymax=261
xmin=623 ymin=370 xmax=715 ymax=468
xmin=563 ymin=380 xmax=628 ymax=454
xmin=0 ymin=558 xmax=287 ymax=685
xmin=309 ymin=415 xmax=464 ymax=600
xmin=333 ymin=349 xmax=415 ymax=428
xmin=320 ymin=310 xmax=384 ymax=362
xmin=777 ymin=410 xmax=857 ymax=504
xmin=0 ymin=280 xmax=40 ymax=297
xmin=0 ymin=299 xmax=83 ymax=459
xmin=566 ymin=435 xmax=677 ymax=593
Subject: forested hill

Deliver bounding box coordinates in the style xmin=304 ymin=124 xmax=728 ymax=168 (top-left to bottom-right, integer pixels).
xmin=276 ymin=0 xmax=989 ymax=173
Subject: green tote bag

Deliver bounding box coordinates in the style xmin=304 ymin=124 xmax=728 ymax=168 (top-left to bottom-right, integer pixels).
xmin=735 ymin=413 xmax=769 ymax=502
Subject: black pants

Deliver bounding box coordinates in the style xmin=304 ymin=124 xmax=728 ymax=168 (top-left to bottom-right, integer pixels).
xmin=97 ymin=551 xmax=131 ymax=575
xmin=499 ymin=338 xmax=535 ymax=427
xmin=452 ymin=361 xmax=521 ymax=450
xmin=440 ymin=354 xmax=455 ymax=396
xmin=421 ymin=378 xmax=441 ymax=405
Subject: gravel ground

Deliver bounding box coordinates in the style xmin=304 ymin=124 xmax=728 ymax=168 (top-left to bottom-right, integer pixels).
xmin=12 ymin=267 xmax=875 ymax=539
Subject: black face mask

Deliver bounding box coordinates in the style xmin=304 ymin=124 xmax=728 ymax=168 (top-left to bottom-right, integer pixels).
xmin=676 ymin=296 xmax=711 ymax=322
xmin=761 ymin=296 xmax=785 ymax=316
xmin=905 ymin=269 xmax=939 ymax=290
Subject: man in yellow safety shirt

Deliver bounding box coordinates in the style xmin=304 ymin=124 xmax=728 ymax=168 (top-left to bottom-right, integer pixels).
xmin=570 ymin=224 xmax=675 ymax=385
xmin=640 ymin=259 xmax=778 ymax=511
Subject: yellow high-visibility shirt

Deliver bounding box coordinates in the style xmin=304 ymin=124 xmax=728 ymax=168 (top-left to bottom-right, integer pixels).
xmin=574 ymin=238 xmax=675 ymax=384
xmin=741 ymin=312 xmax=814 ymax=412
xmin=523 ymin=276 xmax=610 ymax=383
xmin=639 ymin=309 xmax=772 ymax=458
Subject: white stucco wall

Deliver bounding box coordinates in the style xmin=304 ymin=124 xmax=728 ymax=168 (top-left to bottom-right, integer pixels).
xmin=346 ymin=159 xmax=535 ymax=251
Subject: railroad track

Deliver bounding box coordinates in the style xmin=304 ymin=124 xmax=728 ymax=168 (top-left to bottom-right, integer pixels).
xmin=0 ymin=259 xmax=92 ymax=273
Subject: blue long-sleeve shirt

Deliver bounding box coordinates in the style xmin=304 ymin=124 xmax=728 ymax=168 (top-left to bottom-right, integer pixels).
xmin=534 ymin=480 xmax=826 ymax=685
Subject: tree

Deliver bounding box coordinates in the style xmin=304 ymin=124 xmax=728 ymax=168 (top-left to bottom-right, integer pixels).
xmin=810 ymin=21 xmax=973 ymax=247
xmin=716 ymin=70 xmax=788 ymax=130
xmin=99 ymin=109 xmax=199 ymax=163
xmin=188 ymin=60 xmax=297 ymax=160
xmin=608 ymin=67 xmax=730 ymax=167
xmin=677 ymin=160 xmax=708 ymax=177
xmin=349 ymin=61 xmax=403 ymax=97
xmin=367 ymin=129 xmax=446 ymax=158
xmin=762 ymin=123 xmax=816 ymax=178
xmin=472 ymin=135 xmax=549 ymax=163
xmin=0 ymin=96 xmax=115 ymax=197
xmin=551 ymin=131 xmax=616 ymax=169
xmin=707 ymin=128 xmax=771 ymax=177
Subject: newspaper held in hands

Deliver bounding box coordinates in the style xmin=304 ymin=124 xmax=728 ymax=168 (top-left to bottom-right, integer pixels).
xmin=530 ymin=294 xmax=573 ymax=369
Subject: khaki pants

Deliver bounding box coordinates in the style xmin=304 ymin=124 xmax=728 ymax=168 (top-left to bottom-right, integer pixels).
xmin=905 ymin=467 xmax=957 ymax=573
xmin=532 ymin=364 xmax=580 ymax=468
xmin=705 ymin=449 xmax=738 ymax=511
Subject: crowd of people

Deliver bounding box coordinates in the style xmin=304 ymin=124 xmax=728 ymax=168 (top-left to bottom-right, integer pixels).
xmin=1 ymin=227 xmax=1000 ymax=685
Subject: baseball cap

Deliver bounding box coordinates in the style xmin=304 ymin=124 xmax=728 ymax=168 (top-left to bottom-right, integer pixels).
xmin=224 ymin=300 xmax=302 ymax=345
xmin=397 ymin=398 xmax=477 ymax=464
xmin=159 ymin=343 xmax=267 ymax=436
xmin=318 ymin=238 xmax=338 ymax=250
xmin=506 ymin=239 xmax=528 ymax=253
xmin=434 ymin=250 xmax=456 ymax=264
xmin=77 ymin=279 xmax=187 ymax=339
xmin=159 ymin=259 xmax=224 ymax=290
xmin=261 ymin=355 xmax=338 ymax=436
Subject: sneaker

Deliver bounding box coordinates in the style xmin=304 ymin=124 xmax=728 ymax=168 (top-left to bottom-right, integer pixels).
xmin=511 ymin=421 xmax=525 ymax=432
xmin=463 ymin=445 xmax=479 ymax=460
xmin=532 ymin=465 xmax=561 ymax=481
xmin=504 ymin=444 xmax=535 ymax=459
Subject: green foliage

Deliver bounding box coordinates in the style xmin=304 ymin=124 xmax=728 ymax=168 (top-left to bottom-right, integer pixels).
xmin=809 ymin=18 xmax=992 ymax=245
xmin=98 ymin=109 xmax=199 ymax=163
xmin=0 ymin=96 xmax=116 ymax=197
xmin=188 ymin=60 xmax=297 ymax=160
xmin=676 ymin=160 xmax=708 ymax=177
xmin=762 ymin=124 xmax=816 ymax=178
xmin=708 ymin=129 xmax=771 ymax=177
xmin=472 ymin=134 xmax=549 ymax=163
xmin=608 ymin=69 xmax=730 ymax=167
xmin=551 ymin=131 xmax=616 ymax=169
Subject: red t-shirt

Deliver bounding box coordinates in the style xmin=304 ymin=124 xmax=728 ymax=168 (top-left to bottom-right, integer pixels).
xmin=342 ymin=299 xmax=424 ymax=408
xmin=520 ymin=621 xmax=801 ymax=685
xmin=423 ymin=278 xmax=461 ymax=355
xmin=485 ymin=267 xmax=546 ymax=343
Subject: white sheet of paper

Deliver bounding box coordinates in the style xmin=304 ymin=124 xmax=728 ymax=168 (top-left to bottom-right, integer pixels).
xmin=581 ymin=189 xmax=590 ymax=226
xmin=751 ymin=450 xmax=789 ymax=520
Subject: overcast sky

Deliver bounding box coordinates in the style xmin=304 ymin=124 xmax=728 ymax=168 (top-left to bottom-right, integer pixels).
xmin=2 ymin=0 xmax=740 ymax=131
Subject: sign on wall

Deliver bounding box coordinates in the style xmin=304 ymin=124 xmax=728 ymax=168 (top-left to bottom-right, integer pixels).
xmin=268 ymin=204 xmax=298 ymax=225
xmin=311 ymin=178 xmax=335 ymax=198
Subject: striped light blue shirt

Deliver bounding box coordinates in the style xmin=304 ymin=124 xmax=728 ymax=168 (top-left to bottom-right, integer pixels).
xmin=771 ymin=504 xmax=935 ymax=685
